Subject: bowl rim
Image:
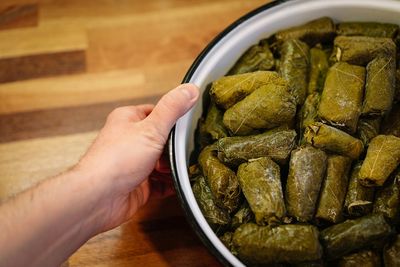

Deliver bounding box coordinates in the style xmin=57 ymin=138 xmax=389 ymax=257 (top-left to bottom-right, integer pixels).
xmin=168 ymin=0 xmax=288 ymax=266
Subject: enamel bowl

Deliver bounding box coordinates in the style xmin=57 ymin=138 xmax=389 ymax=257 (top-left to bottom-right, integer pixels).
xmin=169 ymin=0 xmax=400 ymax=266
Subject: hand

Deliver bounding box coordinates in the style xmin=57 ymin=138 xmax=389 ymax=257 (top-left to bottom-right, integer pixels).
xmin=78 ymin=83 xmax=199 ymax=233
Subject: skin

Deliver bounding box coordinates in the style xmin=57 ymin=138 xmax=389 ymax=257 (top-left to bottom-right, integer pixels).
xmin=0 ymin=84 xmax=200 ymax=267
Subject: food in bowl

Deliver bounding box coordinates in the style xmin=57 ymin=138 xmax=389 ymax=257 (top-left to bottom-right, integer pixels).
xmin=189 ymin=17 xmax=400 ymax=265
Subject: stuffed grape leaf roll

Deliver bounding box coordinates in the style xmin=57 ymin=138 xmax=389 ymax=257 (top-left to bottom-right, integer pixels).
xmin=338 ymin=250 xmax=381 ymax=267
xmin=192 ymin=175 xmax=231 ymax=231
xmin=383 ymin=234 xmax=400 ymax=267
xmin=228 ymin=42 xmax=274 ymax=75
xmin=373 ymin=169 xmax=400 ymax=223
xmin=279 ymin=39 xmax=310 ymax=105
xmin=237 ymin=157 xmax=286 ymax=225
xmin=308 ymin=46 xmax=329 ymax=94
xmin=359 ymin=135 xmax=400 ymax=186
xmin=298 ymin=92 xmax=321 ymax=143
xmin=357 ymin=117 xmax=382 ymax=146
xmin=204 ymin=101 xmax=228 ymax=140
xmin=344 ymin=162 xmax=375 ymax=217
xmin=222 ymin=82 xmax=296 ymax=136
xmin=231 ymin=201 xmax=254 ymax=230
xmin=332 ymin=36 xmax=396 ymax=66
xmin=320 ymin=213 xmax=392 ymax=259
xmin=275 ymin=17 xmax=335 ymax=46
xmin=316 ymin=155 xmax=352 ymax=224
xmin=217 ymin=128 xmax=297 ymax=166
xmin=318 ymin=62 xmax=365 ymax=133
xmin=209 ymin=71 xmax=286 ymax=109
xmin=233 ymin=223 xmax=323 ymax=264
xmin=337 ymin=22 xmax=399 ymax=38
xmin=198 ymin=145 xmax=240 ymax=213
xmin=286 ymin=146 xmax=327 ymax=222
xmin=304 ymin=122 xmax=364 ymax=159
xmin=362 ymin=55 xmax=396 ymax=116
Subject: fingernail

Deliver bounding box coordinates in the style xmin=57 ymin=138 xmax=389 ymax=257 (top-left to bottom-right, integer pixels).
xmin=180 ymin=84 xmax=198 ymax=100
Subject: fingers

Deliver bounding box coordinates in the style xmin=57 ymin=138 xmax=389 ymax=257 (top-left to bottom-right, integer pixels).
xmin=107 ymin=104 xmax=155 ymax=123
xmin=146 ymin=83 xmax=199 ymax=137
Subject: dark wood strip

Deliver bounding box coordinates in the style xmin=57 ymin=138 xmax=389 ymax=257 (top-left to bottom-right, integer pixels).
xmin=0 ymin=50 xmax=86 ymax=83
xmin=0 ymin=94 xmax=162 ymax=143
xmin=0 ymin=4 xmax=38 ymax=30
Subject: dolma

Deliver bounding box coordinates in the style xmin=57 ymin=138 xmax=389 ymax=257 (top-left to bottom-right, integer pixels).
xmin=298 ymin=92 xmax=320 ymax=143
xmin=204 ymin=102 xmax=228 ymax=140
xmin=231 ymin=201 xmax=254 ymax=230
xmin=332 ymin=36 xmax=396 ymax=66
xmin=275 ymin=17 xmax=335 ymax=46
xmin=237 ymin=157 xmax=286 ymax=225
xmin=383 ymin=234 xmax=400 ymax=267
xmin=337 ymin=22 xmax=399 ymax=38
xmin=209 ymin=71 xmax=286 ymax=109
xmin=381 ymin=102 xmax=400 ymax=138
xmin=304 ymin=122 xmax=364 ymax=160
xmin=344 ymin=162 xmax=375 ymax=217
xmin=198 ymin=145 xmax=240 ymax=213
xmin=279 ymin=39 xmax=310 ymax=105
xmin=228 ymin=42 xmax=274 ymax=75
xmin=373 ymin=169 xmax=400 ymax=223
xmin=308 ymin=46 xmax=329 ymax=94
xmin=222 ymin=83 xmax=296 ymax=136
xmin=362 ymin=56 xmax=396 ymax=116
xmin=318 ymin=62 xmax=365 ymax=133
xmin=217 ymin=128 xmax=297 ymax=166
xmin=219 ymin=232 xmax=235 ymax=253
xmin=233 ymin=223 xmax=323 ymax=264
xmin=316 ymin=155 xmax=352 ymax=224
xmin=192 ymin=175 xmax=231 ymax=230
xmin=359 ymin=135 xmax=400 ymax=187
xmin=338 ymin=250 xmax=381 ymax=267
xmin=357 ymin=117 xmax=382 ymax=146
xmin=320 ymin=213 xmax=392 ymax=259
xmin=286 ymin=146 xmax=328 ymax=222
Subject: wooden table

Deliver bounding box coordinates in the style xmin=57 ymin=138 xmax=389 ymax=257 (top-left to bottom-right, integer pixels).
xmin=0 ymin=0 xmax=268 ymax=266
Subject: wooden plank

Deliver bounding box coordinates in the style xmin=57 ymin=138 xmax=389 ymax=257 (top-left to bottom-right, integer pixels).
xmin=0 ymin=3 xmax=38 ymax=30
xmin=0 ymin=50 xmax=86 ymax=83
xmin=0 ymin=61 xmax=190 ymax=115
xmin=0 ymin=94 xmax=161 ymax=143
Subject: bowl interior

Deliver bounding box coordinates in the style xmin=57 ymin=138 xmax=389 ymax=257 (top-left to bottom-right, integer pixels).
xmin=172 ymin=0 xmax=400 ymax=266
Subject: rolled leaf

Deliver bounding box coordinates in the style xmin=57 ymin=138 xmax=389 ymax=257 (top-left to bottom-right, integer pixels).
xmin=237 ymin=157 xmax=286 ymax=225
xmin=204 ymin=102 xmax=228 ymax=140
xmin=359 ymin=135 xmax=400 ymax=186
xmin=357 ymin=117 xmax=382 ymax=146
xmin=383 ymin=234 xmax=400 ymax=267
xmin=318 ymin=62 xmax=365 ymax=133
xmin=337 ymin=22 xmax=399 ymax=38
xmin=373 ymin=169 xmax=400 ymax=223
xmin=209 ymin=71 xmax=286 ymax=109
xmin=275 ymin=17 xmax=335 ymax=46
xmin=320 ymin=213 xmax=392 ymax=259
xmin=308 ymin=46 xmax=329 ymax=94
xmin=298 ymin=92 xmax=320 ymax=144
xmin=233 ymin=223 xmax=323 ymax=264
xmin=381 ymin=102 xmax=400 ymax=138
xmin=344 ymin=162 xmax=375 ymax=217
xmin=332 ymin=36 xmax=396 ymax=66
xmin=222 ymin=83 xmax=296 ymax=136
xmin=286 ymin=146 xmax=328 ymax=222
xmin=228 ymin=42 xmax=274 ymax=75
xmin=192 ymin=175 xmax=231 ymax=230
xmin=198 ymin=145 xmax=240 ymax=213
xmin=362 ymin=55 xmax=396 ymax=116
xmin=338 ymin=250 xmax=381 ymax=267
xmin=316 ymin=155 xmax=352 ymax=224
xmin=231 ymin=201 xmax=254 ymax=230
xmin=279 ymin=39 xmax=310 ymax=105
xmin=217 ymin=128 xmax=297 ymax=166
xmin=304 ymin=122 xmax=364 ymax=159
xmin=219 ymin=231 xmax=235 ymax=253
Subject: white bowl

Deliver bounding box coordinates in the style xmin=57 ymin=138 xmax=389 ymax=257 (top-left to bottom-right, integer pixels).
xmin=169 ymin=0 xmax=400 ymax=266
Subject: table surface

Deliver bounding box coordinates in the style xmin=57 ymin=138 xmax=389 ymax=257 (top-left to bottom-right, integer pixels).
xmin=0 ymin=0 xmax=268 ymax=266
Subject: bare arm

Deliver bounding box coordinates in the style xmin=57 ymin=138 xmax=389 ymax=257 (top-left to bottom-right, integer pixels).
xmin=0 ymin=84 xmax=199 ymax=267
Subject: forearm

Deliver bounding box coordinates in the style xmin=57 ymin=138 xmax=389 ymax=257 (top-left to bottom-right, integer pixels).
xmin=0 ymin=166 xmax=109 ymax=267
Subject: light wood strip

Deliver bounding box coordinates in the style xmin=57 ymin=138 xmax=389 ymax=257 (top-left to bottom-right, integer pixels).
xmin=0 ymin=3 xmax=38 ymax=30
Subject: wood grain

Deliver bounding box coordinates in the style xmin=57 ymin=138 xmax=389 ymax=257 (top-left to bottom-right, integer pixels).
xmin=0 ymin=4 xmax=38 ymax=30
xmin=0 ymin=0 xmax=269 ymax=266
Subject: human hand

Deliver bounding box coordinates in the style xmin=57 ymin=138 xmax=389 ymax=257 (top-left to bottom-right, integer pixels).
xmin=78 ymin=83 xmax=199 ymax=233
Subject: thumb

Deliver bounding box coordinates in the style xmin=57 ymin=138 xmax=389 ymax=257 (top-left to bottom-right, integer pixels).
xmin=146 ymin=83 xmax=199 ymax=137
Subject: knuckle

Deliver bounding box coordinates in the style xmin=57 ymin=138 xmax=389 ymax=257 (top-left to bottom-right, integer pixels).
xmin=139 ymin=121 xmax=166 ymax=150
